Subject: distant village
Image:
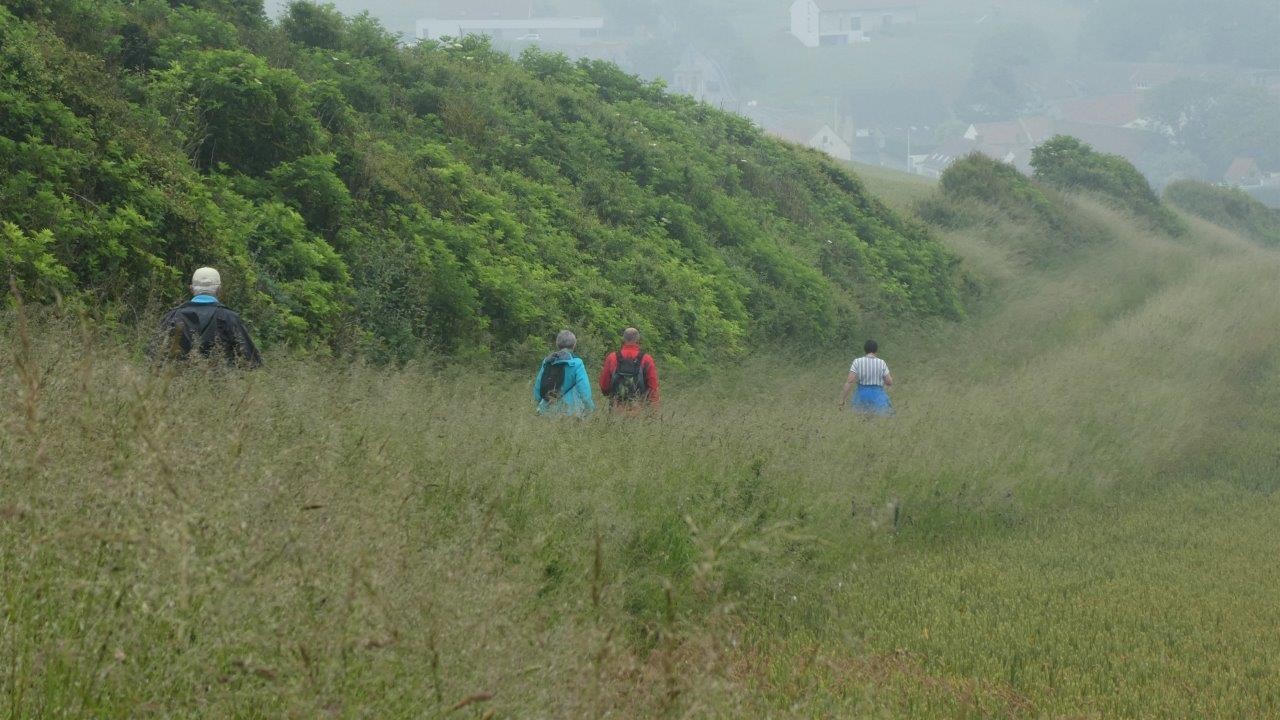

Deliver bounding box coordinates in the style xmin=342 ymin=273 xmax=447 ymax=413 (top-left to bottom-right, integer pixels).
xmin=411 ymin=0 xmax=1280 ymax=203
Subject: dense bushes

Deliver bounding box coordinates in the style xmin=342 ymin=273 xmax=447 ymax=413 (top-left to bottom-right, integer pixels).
xmin=918 ymin=141 xmax=1196 ymax=266
xmin=1031 ymin=135 xmax=1186 ymax=236
xmin=916 ymin=153 xmax=1102 ymax=261
xmin=0 ymin=0 xmax=962 ymax=363
xmin=1164 ymin=180 xmax=1280 ymax=246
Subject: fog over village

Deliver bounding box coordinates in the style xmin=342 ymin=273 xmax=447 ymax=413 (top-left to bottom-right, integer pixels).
xmin=267 ymin=0 xmax=1280 ymax=206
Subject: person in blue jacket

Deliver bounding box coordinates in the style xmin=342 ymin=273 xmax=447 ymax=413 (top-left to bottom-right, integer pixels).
xmin=533 ymin=330 xmax=596 ymax=417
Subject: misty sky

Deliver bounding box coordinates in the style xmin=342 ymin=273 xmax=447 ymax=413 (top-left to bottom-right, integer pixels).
xmin=266 ymin=1 xmax=1280 ymax=197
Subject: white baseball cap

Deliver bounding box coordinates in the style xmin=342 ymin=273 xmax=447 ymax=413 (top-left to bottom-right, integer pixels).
xmin=191 ymin=266 xmax=222 ymax=293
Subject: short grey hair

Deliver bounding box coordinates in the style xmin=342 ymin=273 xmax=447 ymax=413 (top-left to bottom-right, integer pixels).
xmin=622 ymin=327 xmax=640 ymax=343
xmin=555 ymin=329 xmax=577 ymax=350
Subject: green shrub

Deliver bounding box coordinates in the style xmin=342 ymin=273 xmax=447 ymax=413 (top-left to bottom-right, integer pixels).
xmin=0 ymin=222 xmax=74 ymax=302
xmin=1031 ymin=135 xmax=1186 ymax=236
xmin=917 ymin=153 xmax=1102 ymax=262
xmin=0 ymin=0 xmax=964 ymax=363
xmin=148 ymin=49 xmax=323 ymax=174
xmin=1164 ymin=180 xmax=1280 ymax=246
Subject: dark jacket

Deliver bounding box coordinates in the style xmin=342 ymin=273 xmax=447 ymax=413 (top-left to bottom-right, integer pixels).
xmin=151 ymin=300 xmax=262 ymax=368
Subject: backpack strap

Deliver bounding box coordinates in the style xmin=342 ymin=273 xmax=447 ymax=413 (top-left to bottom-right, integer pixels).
xmin=544 ymin=355 xmax=578 ymax=400
xmin=637 ymin=353 xmax=649 ymax=392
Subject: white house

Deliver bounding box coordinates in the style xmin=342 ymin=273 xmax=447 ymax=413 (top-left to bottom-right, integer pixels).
xmin=417 ymin=0 xmax=604 ymax=43
xmin=807 ymin=123 xmax=853 ymax=161
xmin=767 ymin=117 xmax=853 ymax=161
xmin=789 ymin=0 xmax=920 ymax=48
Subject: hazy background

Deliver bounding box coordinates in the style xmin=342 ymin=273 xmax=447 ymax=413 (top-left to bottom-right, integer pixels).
xmin=264 ymin=0 xmax=1280 ymax=205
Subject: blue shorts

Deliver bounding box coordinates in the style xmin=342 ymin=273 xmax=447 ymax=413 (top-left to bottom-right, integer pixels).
xmin=851 ymin=384 xmax=893 ymax=416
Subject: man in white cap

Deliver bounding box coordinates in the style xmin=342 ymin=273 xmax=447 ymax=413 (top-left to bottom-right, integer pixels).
xmin=151 ymin=266 xmax=262 ymax=367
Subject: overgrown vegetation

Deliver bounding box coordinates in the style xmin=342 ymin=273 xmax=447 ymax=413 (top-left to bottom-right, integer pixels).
xmin=6 ymin=187 xmax=1280 ymax=716
xmin=915 ymin=153 xmax=1105 ymax=264
xmin=1030 ymin=135 xmax=1186 ymax=236
xmin=0 ymin=0 xmax=960 ymax=363
xmin=8 ymin=2 xmax=1280 ymax=717
xmin=916 ymin=140 xmax=1190 ymax=257
xmin=1165 ymin=180 xmax=1280 ymax=246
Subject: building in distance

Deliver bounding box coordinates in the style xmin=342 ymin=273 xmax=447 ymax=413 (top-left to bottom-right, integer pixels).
xmin=417 ymin=0 xmax=604 ymax=44
xmin=671 ymin=51 xmax=739 ymax=111
xmin=790 ymin=0 xmax=920 ymax=48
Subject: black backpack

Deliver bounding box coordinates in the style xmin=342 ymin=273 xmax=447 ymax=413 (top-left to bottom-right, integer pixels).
xmin=539 ymin=356 xmax=570 ymax=402
xmin=609 ymin=349 xmax=648 ymax=402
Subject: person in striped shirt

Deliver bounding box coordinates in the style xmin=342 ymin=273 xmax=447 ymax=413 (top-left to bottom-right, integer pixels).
xmin=838 ymin=339 xmax=894 ymax=416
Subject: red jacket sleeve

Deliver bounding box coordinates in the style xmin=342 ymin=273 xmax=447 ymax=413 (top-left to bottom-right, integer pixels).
xmin=643 ymin=355 xmax=660 ymax=404
xmin=599 ymin=351 xmax=617 ymax=396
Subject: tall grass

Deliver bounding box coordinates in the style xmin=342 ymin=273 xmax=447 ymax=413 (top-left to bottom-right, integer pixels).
xmin=4 ymin=198 xmax=1280 ymax=717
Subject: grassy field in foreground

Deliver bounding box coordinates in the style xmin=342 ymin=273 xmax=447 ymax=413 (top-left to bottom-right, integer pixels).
xmin=5 ymin=197 xmax=1280 ymax=717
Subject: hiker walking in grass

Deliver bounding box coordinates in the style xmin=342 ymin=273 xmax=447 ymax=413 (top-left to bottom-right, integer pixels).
xmin=839 ymin=340 xmax=893 ymax=416
xmin=151 ymin=267 xmax=262 ymax=368
xmin=599 ymin=327 xmax=660 ymax=411
xmin=534 ymin=330 xmax=595 ymax=417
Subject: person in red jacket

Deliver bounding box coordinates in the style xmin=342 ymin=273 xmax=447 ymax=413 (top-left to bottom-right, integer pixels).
xmin=599 ymin=327 xmax=660 ymax=409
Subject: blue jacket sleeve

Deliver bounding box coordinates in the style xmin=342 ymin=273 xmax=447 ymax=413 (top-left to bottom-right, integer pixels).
xmin=533 ymin=361 xmax=546 ymax=405
xmin=574 ymin=360 xmax=595 ymax=411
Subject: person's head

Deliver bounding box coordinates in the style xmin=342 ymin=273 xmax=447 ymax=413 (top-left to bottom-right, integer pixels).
xmin=190 ymin=266 xmax=222 ymax=297
xmin=555 ymin=329 xmax=577 ymax=351
xmin=622 ymin=327 xmax=640 ymax=344
xmin=864 ymin=339 xmax=878 ymax=354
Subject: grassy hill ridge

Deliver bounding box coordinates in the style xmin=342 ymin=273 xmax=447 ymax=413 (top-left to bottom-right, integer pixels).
xmin=0 ymin=0 xmax=960 ymax=364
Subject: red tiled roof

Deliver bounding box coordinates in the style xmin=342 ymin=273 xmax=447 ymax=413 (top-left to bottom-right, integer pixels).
xmin=1054 ymin=121 xmax=1157 ymax=159
xmin=970 ymin=116 xmax=1053 ymax=148
xmin=1056 ymin=94 xmax=1143 ymax=128
xmin=1224 ymin=157 xmax=1261 ymax=183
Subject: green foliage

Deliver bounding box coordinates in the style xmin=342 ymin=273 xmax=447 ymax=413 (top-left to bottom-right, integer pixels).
xmin=148 ymin=49 xmax=323 ymax=174
xmin=1031 ymin=135 xmax=1186 ymax=236
xmin=0 ymin=0 xmax=962 ymax=363
xmin=917 ymin=153 xmax=1100 ymax=262
xmin=1164 ymin=180 xmax=1280 ymax=246
xmin=267 ymin=153 xmax=352 ymax=239
xmin=280 ymin=1 xmax=345 ymax=50
xmin=0 ymin=222 xmax=74 ymax=302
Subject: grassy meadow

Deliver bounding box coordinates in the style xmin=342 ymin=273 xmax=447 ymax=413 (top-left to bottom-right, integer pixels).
xmin=5 ymin=189 xmax=1280 ymax=717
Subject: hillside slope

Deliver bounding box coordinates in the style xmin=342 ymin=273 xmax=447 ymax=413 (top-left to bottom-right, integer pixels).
xmin=0 ymin=1 xmax=959 ymax=362
xmin=7 ymin=143 xmax=1280 ymax=716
